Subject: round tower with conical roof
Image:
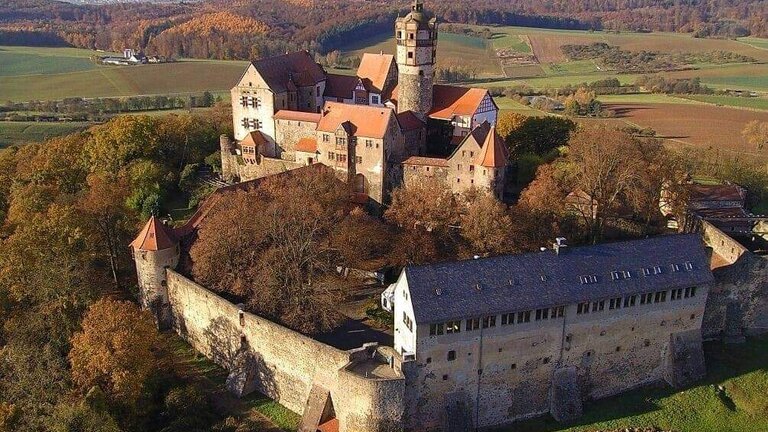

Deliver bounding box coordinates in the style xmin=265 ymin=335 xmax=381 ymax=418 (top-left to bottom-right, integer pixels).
xmin=395 ymin=0 xmax=437 ymax=119
xmin=130 ymin=216 xmax=180 ymax=330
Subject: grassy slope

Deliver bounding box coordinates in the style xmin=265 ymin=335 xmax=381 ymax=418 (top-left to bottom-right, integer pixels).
xmin=0 ymin=121 xmax=92 ymax=148
xmin=504 ymin=337 xmax=768 ymax=432
xmin=678 ymin=94 xmax=768 ymax=111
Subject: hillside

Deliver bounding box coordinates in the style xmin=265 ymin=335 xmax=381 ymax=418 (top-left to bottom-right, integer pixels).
xmin=1 ymin=0 xmax=767 ymax=62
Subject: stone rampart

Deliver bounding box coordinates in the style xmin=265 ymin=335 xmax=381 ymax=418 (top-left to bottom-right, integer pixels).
xmin=165 ymin=270 xmax=406 ymax=431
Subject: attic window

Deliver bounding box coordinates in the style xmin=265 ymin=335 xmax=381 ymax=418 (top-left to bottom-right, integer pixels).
xmin=671 ymin=263 xmax=681 ymax=272
xmin=684 ymin=261 xmax=694 ymax=271
xmin=540 ymin=275 xmax=547 ymax=282
xmin=579 ymin=275 xmax=598 ymax=284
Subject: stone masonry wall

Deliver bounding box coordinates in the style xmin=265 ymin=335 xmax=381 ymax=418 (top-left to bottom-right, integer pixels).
xmin=221 ymin=151 xmax=304 ymax=183
xmin=165 ymin=271 xmax=407 ymax=431
xmin=275 ymin=119 xmax=317 ymax=156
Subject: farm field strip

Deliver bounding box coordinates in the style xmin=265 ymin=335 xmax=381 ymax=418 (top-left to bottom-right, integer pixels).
xmin=0 ymin=121 xmax=93 ymax=148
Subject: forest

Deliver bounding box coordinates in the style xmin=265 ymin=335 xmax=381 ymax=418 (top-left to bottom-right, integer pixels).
xmin=1 ymin=0 xmax=767 ymax=60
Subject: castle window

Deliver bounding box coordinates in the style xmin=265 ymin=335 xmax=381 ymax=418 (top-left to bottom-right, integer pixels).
xmin=426 ymin=357 xmax=432 ymax=364
xmin=671 ymin=288 xmax=683 ymax=300
xmin=690 ymin=314 xmax=696 ymax=320
xmin=470 ymin=151 xmax=474 ymax=157
xmin=462 ymin=151 xmax=465 ymax=157
xmin=409 ymin=33 xmax=414 ymax=40
xmin=322 ymin=134 xmax=330 ymax=142
xmin=328 ymin=151 xmax=334 ymax=160
xmin=160 ymin=280 xmax=167 ymax=287
xmin=426 ymin=167 xmax=430 ymax=172
xmin=517 ymin=310 xmax=531 ymax=323
xmin=419 ymin=70 xmax=424 ymax=76
xmin=684 ymin=286 xmax=697 ymax=298
xmin=591 ymin=301 xmax=605 ymax=312
xmin=365 ymin=139 xmax=373 ymax=147
xmin=356 ymin=156 xmax=362 ymax=164
xmin=511 ymin=363 xmax=517 ymax=370
xmin=623 ymin=295 xmax=637 ymax=307
xmin=466 ymin=318 xmax=480 ymax=331
xmin=457 ymin=164 xmax=462 ymax=170
xmin=442 ymin=374 xmax=449 ymax=380
xmin=554 ymin=306 xmax=565 ymax=318
xmin=402 ymin=312 xmax=413 ymax=331
xmin=397 ymin=31 xmax=402 ymax=39
xmin=501 ymin=313 xmax=515 ymax=325
xmin=543 ymin=357 xmax=550 ymax=364
xmin=644 ymin=339 xmax=651 ymax=347
xmin=609 ymin=297 xmax=622 ymax=310
xmin=429 ymin=323 xmax=444 ymax=336
xmin=408 ymin=52 xmax=414 ymax=59
xmin=336 ymin=137 xmax=347 ymax=146
xmin=577 ymin=302 xmax=590 ymax=314
xmin=457 ymin=178 xmax=460 ymax=183
xmin=640 ymin=293 xmax=651 ymax=305
xmin=446 ymin=321 xmax=461 ymax=334
xmin=482 ymin=315 xmax=496 ymax=328
xmin=469 ymin=165 xmax=475 ymax=172
xmin=447 ymin=350 xmax=456 ymax=361
xmin=615 ymin=346 xmax=621 ymax=352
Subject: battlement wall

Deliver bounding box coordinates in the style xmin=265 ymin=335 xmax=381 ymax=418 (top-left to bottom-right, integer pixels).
xmin=165 ymin=270 xmax=407 ymax=431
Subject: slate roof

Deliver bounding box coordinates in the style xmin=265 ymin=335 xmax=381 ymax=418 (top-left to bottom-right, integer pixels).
xmin=404 ymin=234 xmax=714 ymax=324
xmin=250 ymin=51 xmax=325 ymax=93
xmin=324 ymin=73 xmax=359 ymax=100
xmin=689 ymin=184 xmax=746 ymax=204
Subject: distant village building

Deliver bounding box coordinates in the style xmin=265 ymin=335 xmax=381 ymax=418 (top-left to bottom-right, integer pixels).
xmin=224 ymin=0 xmax=504 ymax=203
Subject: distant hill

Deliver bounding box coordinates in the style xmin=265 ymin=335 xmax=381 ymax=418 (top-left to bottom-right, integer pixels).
xmin=0 ymin=0 xmax=766 ymax=61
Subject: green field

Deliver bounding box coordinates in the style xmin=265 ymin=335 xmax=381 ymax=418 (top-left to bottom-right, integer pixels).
xmin=678 ymin=94 xmax=768 ymax=111
xmin=738 ymin=37 xmax=768 ymax=51
xmin=339 ymin=32 xmax=501 ymax=76
xmin=504 ymin=337 xmax=768 ymax=432
xmin=0 ymin=46 xmax=247 ymax=102
xmin=0 ymin=121 xmax=93 ymax=148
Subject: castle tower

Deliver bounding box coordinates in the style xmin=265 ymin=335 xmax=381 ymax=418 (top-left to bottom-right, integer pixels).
xmin=130 ymin=216 xmax=180 ymax=330
xmin=395 ymin=0 xmax=437 ymax=119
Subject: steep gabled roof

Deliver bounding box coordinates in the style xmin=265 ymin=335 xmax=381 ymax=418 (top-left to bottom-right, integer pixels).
xmin=324 ymin=73 xmax=360 ymax=100
xmin=240 ymin=131 xmax=268 ymax=148
xmin=404 ymin=234 xmax=714 ymax=324
xmin=131 ymin=216 xmax=178 ymax=251
xmin=429 ymin=85 xmax=490 ymax=120
xmin=250 ymin=51 xmax=325 ymax=93
xmin=317 ymin=102 xmax=393 ymax=139
xmin=689 ymin=184 xmax=746 ymax=203
xmin=357 ymin=53 xmax=395 ymax=94
xmin=448 ymin=121 xmax=491 ymax=160
xmin=396 ymin=111 xmax=425 ymax=132
xmin=475 ymin=125 xmax=508 ymax=168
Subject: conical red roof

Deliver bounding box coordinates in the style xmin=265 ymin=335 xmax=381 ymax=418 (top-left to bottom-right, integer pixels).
xmin=476 ymin=125 xmax=508 ymax=168
xmin=130 ymin=216 xmax=178 ymax=251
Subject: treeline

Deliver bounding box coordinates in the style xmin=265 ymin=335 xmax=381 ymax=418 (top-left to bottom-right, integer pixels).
xmin=562 ymin=43 xmax=756 ymax=73
xmin=0 ymin=93 xmax=220 ymax=122
xmin=2 ymin=0 xmax=767 ymax=62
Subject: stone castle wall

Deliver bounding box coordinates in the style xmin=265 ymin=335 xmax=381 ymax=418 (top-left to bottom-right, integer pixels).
xmin=133 ymin=245 xmax=179 ymax=329
xmin=165 ymin=270 xmax=407 ymax=431
xmin=699 ymin=220 xmax=768 ymax=339
xmin=405 ymin=291 xmax=709 ymax=430
xmin=275 ymin=118 xmax=317 ymax=156
xmin=221 ymin=148 xmax=304 ymax=184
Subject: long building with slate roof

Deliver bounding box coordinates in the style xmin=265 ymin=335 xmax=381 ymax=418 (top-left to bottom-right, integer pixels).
xmin=390 ymin=234 xmax=713 ymax=430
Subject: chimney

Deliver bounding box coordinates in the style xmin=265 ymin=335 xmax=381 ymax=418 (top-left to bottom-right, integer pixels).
xmin=553 ymin=237 xmax=568 ymax=255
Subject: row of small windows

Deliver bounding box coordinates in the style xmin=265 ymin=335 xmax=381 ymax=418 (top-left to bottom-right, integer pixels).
xmin=240 ymin=118 xmax=262 ymax=130
xmin=320 ymin=134 xmax=379 ymax=149
xmin=240 ymin=95 xmax=261 ymax=108
xmin=577 ymin=287 xmax=697 ymax=315
xmin=428 ymin=306 xmax=565 ymax=336
xmin=326 ymin=152 xmax=348 ymax=163
xmin=580 ymin=262 xmax=696 ymax=284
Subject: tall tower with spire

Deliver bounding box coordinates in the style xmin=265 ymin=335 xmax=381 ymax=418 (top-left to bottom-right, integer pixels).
xmin=395 ymin=0 xmax=437 ymax=119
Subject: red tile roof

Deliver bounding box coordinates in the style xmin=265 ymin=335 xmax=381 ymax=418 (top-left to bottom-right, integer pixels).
xmin=240 ymin=130 xmax=268 ymax=148
xmin=317 ymin=102 xmax=393 ymax=139
xmin=295 ymin=137 xmax=318 ymax=153
xmin=402 ymin=156 xmax=449 ymax=167
xmin=689 ymin=184 xmax=746 ymax=203
xmin=250 ymin=51 xmax=325 ymax=93
xmin=131 ymin=216 xmax=178 ymax=251
xmin=324 ymin=73 xmax=359 ymax=100
xmin=357 ymin=53 xmax=394 ymax=94
xmin=396 ymin=110 xmax=424 ymax=131
xmin=274 ymin=110 xmax=322 ymax=123
xmin=475 ymin=125 xmax=508 ymax=168
xmin=429 ymin=85 xmax=489 ymax=120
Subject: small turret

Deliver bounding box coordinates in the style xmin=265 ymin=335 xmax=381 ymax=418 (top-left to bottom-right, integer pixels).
xmin=131 ymin=216 xmax=180 ymax=330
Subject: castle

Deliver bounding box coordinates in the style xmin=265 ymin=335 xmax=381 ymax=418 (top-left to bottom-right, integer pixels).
xmin=129 ymin=2 xmax=768 ymax=431
xmin=221 ymin=0 xmax=505 ymax=204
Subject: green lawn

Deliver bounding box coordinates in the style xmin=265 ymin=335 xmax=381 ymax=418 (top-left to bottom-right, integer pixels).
xmin=678 ymin=94 xmax=768 ymax=111
xmin=490 ymin=31 xmax=532 ymax=54
xmin=0 ymin=121 xmax=93 ymax=148
xmin=1 ymin=46 xmax=247 ymax=102
xmin=738 ymin=37 xmax=768 ymax=51
xmin=504 ymin=337 xmax=768 ymax=432
xmin=598 ymin=94 xmax=704 ymax=105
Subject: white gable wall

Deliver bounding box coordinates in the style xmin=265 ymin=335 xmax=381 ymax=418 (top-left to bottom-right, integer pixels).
xmin=393 ymin=271 xmax=417 ymax=356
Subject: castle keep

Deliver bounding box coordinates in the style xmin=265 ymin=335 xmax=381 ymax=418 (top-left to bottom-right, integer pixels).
xmin=223 ymin=0 xmax=502 ymax=203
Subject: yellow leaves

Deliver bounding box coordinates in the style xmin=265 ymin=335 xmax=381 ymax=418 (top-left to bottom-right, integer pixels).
xmin=166 ymin=12 xmax=269 ymax=37
xmin=68 ymin=299 xmax=159 ymax=406
xmin=496 ymin=112 xmax=527 ymax=140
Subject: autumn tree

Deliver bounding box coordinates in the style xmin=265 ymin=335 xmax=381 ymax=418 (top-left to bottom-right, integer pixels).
xmin=191 ymin=168 xmax=362 ymax=334
xmin=69 ymin=299 xmax=160 ymax=407
xmin=460 ymin=194 xmax=515 ymax=256
xmin=385 ymin=178 xmax=460 ymax=233
xmin=743 ymin=120 xmax=768 ymax=150
xmin=495 ymin=112 xmax=527 ymax=144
